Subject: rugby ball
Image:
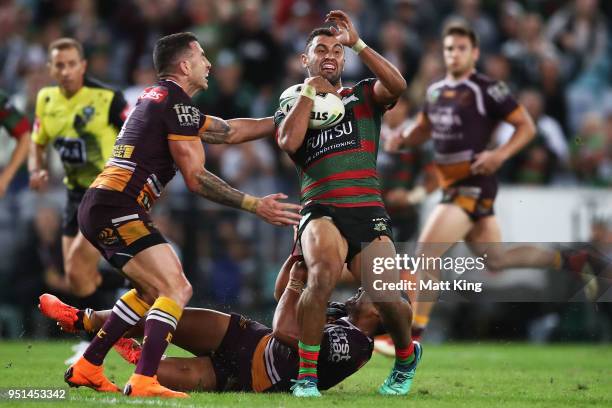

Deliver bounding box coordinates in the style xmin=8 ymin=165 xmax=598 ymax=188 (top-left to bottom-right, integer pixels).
xmin=279 ymin=84 xmax=345 ymax=130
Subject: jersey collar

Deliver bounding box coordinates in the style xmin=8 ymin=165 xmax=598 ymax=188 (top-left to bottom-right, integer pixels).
xmin=443 ymin=70 xmax=477 ymax=87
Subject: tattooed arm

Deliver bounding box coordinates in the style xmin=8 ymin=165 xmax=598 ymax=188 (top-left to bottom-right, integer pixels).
xmin=199 ymin=116 xmax=275 ymax=144
xmin=169 ymin=138 xmax=301 ymax=225
xmin=194 ymin=168 xmax=244 ymax=208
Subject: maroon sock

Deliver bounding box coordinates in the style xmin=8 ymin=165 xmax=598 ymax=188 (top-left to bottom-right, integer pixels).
xmin=134 ymin=299 xmax=180 ymax=377
xmin=83 ymin=303 xmax=140 ymax=365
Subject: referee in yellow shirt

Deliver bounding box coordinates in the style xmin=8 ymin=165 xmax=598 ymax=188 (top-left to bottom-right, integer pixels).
xmin=29 ymin=38 xmax=128 ymax=297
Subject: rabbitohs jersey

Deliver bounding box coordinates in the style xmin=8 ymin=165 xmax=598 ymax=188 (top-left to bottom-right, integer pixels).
xmin=275 ymin=79 xmax=390 ymax=208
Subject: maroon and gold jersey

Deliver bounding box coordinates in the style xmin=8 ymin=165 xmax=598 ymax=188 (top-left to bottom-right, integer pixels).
xmin=251 ymin=318 xmax=373 ymax=392
xmin=423 ymin=72 xmax=519 ymax=188
xmin=275 ymin=79 xmax=390 ymax=208
xmin=92 ymin=80 xmax=208 ymax=210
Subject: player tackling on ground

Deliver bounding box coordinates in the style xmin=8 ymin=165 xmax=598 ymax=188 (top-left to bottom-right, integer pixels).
xmin=40 ymin=260 xmax=379 ymax=393
xmin=63 ymin=32 xmax=300 ymax=398
xmin=276 ymin=11 xmax=418 ymax=397
xmin=387 ymin=23 xmax=590 ymax=341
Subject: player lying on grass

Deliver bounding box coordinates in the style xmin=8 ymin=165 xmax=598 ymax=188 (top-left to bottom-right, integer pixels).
xmin=39 ymin=259 xmax=421 ymax=394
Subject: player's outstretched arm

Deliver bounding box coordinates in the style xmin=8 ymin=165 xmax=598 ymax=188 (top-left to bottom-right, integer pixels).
xmin=326 ymin=10 xmax=407 ymax=106
xmin=272 ymin=260 xmax=307 ymax=349
xmin=169 ymin=139 xmax=301 ymax=226
xmin=195 ymin=169 xmax=302 ymax=226
xmin=199 ymin=116 xmax=275 ymax=144
xmin=471 ymin=105 xmax=536 ymax=176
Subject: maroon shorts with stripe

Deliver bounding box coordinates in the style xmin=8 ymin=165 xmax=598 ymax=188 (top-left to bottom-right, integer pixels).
xmin=441 ymin=175 xmax=498 ymax=221
xmin=77 ymin=188 xmax=167 ymax=269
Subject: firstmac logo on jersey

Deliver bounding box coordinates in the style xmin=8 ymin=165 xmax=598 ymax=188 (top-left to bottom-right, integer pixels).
xmin=328 ymin=326 xmax=351 ymax=362
xmin=173 ymin=104 xmax=201 ymax=127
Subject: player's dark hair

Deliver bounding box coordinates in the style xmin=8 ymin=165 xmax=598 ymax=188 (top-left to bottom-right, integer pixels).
xmin=305 ymin=27 xmax=335 ymax=53
xmin=326 ymin=302 xmax=348 ymax=320
xmin=48 ymin=38 xmax=85 ymax=60
xmin=153 ymin=32 xmax=199 ymax=77
xmin=442 ymin=22 xmax=479 ymax=48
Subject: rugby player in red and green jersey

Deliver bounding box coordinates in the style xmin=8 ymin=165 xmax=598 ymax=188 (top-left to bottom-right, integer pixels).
xmin=0 ymin=88 xmax=30 ymax=197
xmin=275 ymin=10 xmax=420 ymax=397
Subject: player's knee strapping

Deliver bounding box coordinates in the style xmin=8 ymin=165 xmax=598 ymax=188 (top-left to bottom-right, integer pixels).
xmin=135 ymin=296 xmax=183 ymax=377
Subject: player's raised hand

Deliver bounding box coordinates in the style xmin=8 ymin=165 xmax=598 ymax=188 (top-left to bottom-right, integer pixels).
xmin=289 ymin=258 xmax=307 ymax=284
xmin=304 ymin=76 xmax=337 ymax=94
xmin=255 ymin=193 xmax=302 ymax=226
xmin=325 ymin=10 xmax=359 ymax=47
xmin=29 ymin=169 xmax=49 ymax=191
xmin=471 ymin=150 xmax=504 ymax=176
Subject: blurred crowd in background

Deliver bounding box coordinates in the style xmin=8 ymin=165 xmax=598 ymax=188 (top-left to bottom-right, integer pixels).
xmin=0 ymin=0 xmax=610 ymax=340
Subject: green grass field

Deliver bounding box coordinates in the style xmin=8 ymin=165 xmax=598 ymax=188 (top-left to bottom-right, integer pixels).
xmin=1 ymin=341 xmax=611 ymax=407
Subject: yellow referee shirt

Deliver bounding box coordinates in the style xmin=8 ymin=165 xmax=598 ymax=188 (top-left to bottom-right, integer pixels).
xmin=32 ymin=77 xmax=128 ymax=190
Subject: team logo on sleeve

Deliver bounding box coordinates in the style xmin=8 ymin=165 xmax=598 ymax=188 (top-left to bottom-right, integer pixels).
xmin=172 ymin=104 xmax=201 ymax=127
xmin=113 ymin=144 xmax=135 ymax=159
xmin=140 ymin=87 xmax=168 ymax=102
xmin=487 ymin=82 xmax=510 ymax=103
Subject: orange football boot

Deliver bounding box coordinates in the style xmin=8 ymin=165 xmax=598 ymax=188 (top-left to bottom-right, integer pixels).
xmin=38 ymin=293 xmax=79 ymax=333
xmin=123 ymin=374 xmax=188 ymax=398
xmin=64 ymin=356 xmax=120 ymax=393
xmin=114 ymin=338 xmax=142 ymax=365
